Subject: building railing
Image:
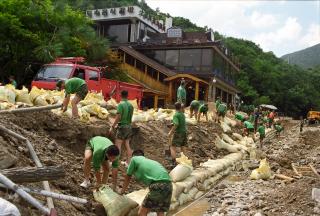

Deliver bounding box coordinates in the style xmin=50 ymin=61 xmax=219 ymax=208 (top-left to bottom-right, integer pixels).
xmin=121 ymin=63 xmax=169 ymax=93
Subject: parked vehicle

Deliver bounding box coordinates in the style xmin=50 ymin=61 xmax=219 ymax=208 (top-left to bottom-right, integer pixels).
xmin=31 ymin=57 xmax=143 ymax=105
xmin=307 ymin=110 xmax=320 ymax=124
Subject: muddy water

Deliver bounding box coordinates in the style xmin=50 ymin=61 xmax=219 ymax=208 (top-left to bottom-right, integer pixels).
xmin=173 ymin=199 xmax=210 ymax=216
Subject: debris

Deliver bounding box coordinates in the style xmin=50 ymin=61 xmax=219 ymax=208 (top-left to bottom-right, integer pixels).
xmin=274 ymin=174 xmax=294 ymax=182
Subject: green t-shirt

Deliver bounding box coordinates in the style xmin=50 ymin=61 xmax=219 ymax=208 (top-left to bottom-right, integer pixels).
xmin=190 ymin=100 xmax=200 ymax=109
xmin=65 ymin=78 xmax=86 ymax=95
xmin=127 ymin=156 xmax=171 ymax=186
xmin=177 ymin=85 xmax=186 ymax=102
xmin=117 ymin=99 xmax=134 ymax=126
xmin=274 ymin=124 xmax=283 ymax=132
xmin=235 ymin=113 xmax=244 ymax=121
xmin=89 ymin=136 xmax=119 ymax=171
xmin=199 ymin=104 xmax=208 ymax=113
xmin=172 ymin=111 xmax=187 ymax=133
xmin=258 ymin=125 xmax=265 ymax=135
xmin=217 ymin=103 xmax=227 ymax=114
xmin=215 ymin=99 xmax=221 ymax=109
xmin=244 ymin=121 xmax=254 ymax=129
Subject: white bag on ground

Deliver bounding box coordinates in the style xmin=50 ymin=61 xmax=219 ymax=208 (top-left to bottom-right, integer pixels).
xmin=170 ymin=164 xmax=193 ymax=182
xmin=126 ymin=189 xmax=149 ymax=205
xmin=171 ymin=183 xmax=185 ymax=202
xmin=93 ymin=185 xmax=138 ymax=216
xmin=250 ymin=159 xmax=272 ymax=180
xmin=224 ymin=117 xmax=237 ymax=127
xmin=220 ymin=121 xmax=232 ymax=133
xmin=232 ymin=133 xmax=243 ymax=141
xmin=215 ymin=137 xmax=243 ymax=153
xmin=0 ymin=198 xmax=20 ymax=216
xmin=222 ymin=133 xmax=237 ymax=145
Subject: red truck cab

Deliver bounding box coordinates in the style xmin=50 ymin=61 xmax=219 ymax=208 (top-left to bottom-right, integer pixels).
xmin=31 ymin=57 xmax=143 ymax=105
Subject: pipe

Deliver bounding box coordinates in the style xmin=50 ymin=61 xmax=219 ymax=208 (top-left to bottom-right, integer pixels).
xmin=0 ymin=173 xmax=50 ymax=215
xmin=21 ymin=187 xmax=88 ymax=204
xmin=0 ymin=124 xmax=55 ymax=209
xmin=0 ymin=104 xmax=61 ymax=114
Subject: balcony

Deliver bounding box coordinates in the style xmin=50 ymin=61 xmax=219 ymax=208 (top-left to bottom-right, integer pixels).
xmin=121 ymin=63 xmax=169 ymax=94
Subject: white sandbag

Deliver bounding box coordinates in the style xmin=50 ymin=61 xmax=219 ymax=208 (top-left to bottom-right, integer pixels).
xmin=178 ymin=193 xmax=191 ymax=205
xmin=198 ymin=178 xmax=211 ymax=191
xmin=215 ymin=137 xmax=243 ymax=153
xmin=220 ymin=121 xmax=232 ymax=133
xmin=250 ymin=159 xmax=272 ymax=180
xmin=224 ymin=116 xmax=237 ymax=127
xmin=194 ymin=191 xmax=204 ymax=199
xmin=186 ymin=118 xmax=197 ymax=125
xmin=187 ymin=187 xmax=199 ymax=200
xmin=170 ymin=164 xmax=193 ymax=182
xmin=169 ymin=202 xmax=179 ymax=211
xmin=93 ymin=185 xmax=138 ymax=216
xmin=0 ymin=86 xmax=16 ymax=104
xmin=190 ymin=169 xmax=210 ymax=182
xmin=0 ymin=198 xmax=20 ymax=216
xmin=126 ymin=189 xmax=149 ymax=205
xmin=182 ymin=176 xmax=198 ymax=193
xmin=171 ymin=183 xmax=185 ymax=202
xmin=232 ymin=133 xmax=243 ymax=141
xmin=222 ymin=133 xmax=237 ymax=145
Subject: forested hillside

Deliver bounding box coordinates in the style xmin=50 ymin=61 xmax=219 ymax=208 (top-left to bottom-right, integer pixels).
xmin=281 ymin=43 xmax=320 ymax=69
xmin=1 ymin=0 xmax=319 ymax=117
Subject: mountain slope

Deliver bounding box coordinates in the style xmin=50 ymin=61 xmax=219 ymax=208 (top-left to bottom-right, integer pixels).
xmin=281 ymin=43 xmax=320 ymax=69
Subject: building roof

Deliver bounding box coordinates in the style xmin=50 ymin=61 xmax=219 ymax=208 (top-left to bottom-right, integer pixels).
xmin=119 ymin=46 xmax=176 ymax=77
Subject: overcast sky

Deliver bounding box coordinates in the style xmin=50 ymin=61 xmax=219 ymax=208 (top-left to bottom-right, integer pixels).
xmin=145 ymin=0 xmax=320 ymax=57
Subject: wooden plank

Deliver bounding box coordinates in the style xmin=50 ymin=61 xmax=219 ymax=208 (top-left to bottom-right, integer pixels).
xmin=1 ymin=166 xmax=65 ymax=183
xmin=309 ymin=164 xmax=320 ymax=178
xmin=275 ymin=174 xmax=294 ymax=182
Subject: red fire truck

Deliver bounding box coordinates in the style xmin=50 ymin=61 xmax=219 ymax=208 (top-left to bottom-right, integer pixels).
xmin=31 ymin=57 xmax=143 ymax=105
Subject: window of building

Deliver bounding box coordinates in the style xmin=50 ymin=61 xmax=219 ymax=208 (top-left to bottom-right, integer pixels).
xmin=201 ymin=49 xmax=212 ymax=73
xmin=165 ymin=50 xmax=179 ymax=69
xmin=158 ymin=73 xmax=167 ymax=82
xmin=107 ymin=24 xmax=129 ymax=43
xmin=136 ymin=60 xmax=145 ymax=71
xmin=125 ymin=54 xmax=135 ymax=66
xmin=154 ymin=50 xmax=165 ymax=64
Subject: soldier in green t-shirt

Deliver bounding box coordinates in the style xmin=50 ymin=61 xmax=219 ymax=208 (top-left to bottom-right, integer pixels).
xmin=274 ymin=122 xmax=284 ymax=137
xmin=80 ymin=136 xmax=120 ymax=189
xmin=109 ymin=90 xmax=134 ymax=164
xmin=120 ymin=150 xmax=172 ymax=215
xmin=257 ymin=122 xmax=266 ymax=148
xmin=197 ymin=103 xmax=209 ymax=122
xmin=243 ymin=120 xmax=254 ymax=137
xmin=177 ymin=79 xmax=186 ymax=106
xmin=168 ymin=102 xmax=187 ymax=166
xmin=189 ymin=100 xmax=200 ymax=119
xmin=214 ymin=97 xmax=222 ymax=123
xmin=217 ymin=102 xmax=227 ymax=123
xmin=56 ymin=77 xmax=88 ymax=118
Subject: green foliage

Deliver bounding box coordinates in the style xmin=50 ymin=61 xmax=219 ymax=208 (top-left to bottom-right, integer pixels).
xmin=223 ymin=36 xmax=320 ymax=117
xmin=0 ymin=0 xmax=109 ymax=84
xmin=281 ymin=43 xmax=320 ymax=69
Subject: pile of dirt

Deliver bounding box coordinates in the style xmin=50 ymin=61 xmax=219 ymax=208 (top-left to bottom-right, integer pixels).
xmin=0 ymin=111 xmax=224 ymax=215
xmin=205 ymin=121 xmax=320 ymax=216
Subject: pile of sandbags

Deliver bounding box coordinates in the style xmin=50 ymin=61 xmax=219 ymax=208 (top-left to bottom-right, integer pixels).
xmin=0 ymin=85 xmax=16 ymax=105
xmin=94 ymin=185 xmax=138 ymax=216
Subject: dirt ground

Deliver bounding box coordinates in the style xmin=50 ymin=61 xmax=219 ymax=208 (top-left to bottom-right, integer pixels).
xmin=204 ymin=120 xmax=320 ymax=216
xmin=0 ymin=111 xmax=223 ymax=215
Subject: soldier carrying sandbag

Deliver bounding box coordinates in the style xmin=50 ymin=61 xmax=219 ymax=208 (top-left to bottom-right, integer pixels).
xmin=56 ymin=77 xmax=88 ymax=118
xmin=80 ymin=136 xmax=120 ymax=189
xmin=120 ymin=150 xmax=172 ymax=216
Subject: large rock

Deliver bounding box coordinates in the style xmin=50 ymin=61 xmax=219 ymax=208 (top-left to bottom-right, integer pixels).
xmin=0 ymin=149 xmax=17 ymax=169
